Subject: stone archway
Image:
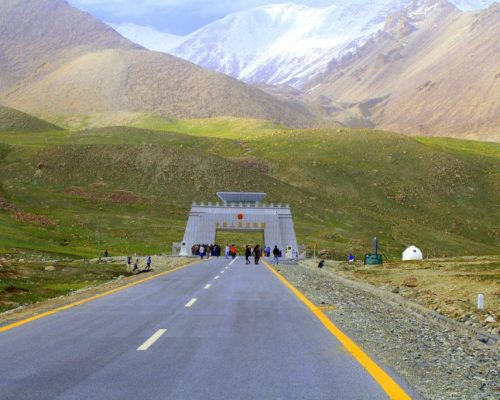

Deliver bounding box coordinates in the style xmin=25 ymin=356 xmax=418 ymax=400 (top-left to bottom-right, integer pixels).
xmin=180 ymin=192 xmax=298 ymax=257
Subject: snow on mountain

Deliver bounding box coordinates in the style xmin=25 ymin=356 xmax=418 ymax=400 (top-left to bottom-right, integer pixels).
xmin=170 ymin=1 xmax=407 ymax=87
xmin=168 ymin=0 xmax=497 ymax=87
xmin=109 ymin=23 xmax=184 ymax=53
xmin=106 ymin=1 xmax=497 ymax=87
xmin=449 ymin=0 xmax=498 ymax=11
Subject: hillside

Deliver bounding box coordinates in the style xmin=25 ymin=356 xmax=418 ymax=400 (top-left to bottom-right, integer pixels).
xmin=0 ymin=121 xmax=498 ymax=259
xmin=306 ymin=2 xmax=500 ymax=141
xmin=0 ymin=0 xmax=139 ymax=93
xmin=0 ymin=0 xmax=317 ymax=128
xmin=0 ymin=106 xmax=62 ymax=132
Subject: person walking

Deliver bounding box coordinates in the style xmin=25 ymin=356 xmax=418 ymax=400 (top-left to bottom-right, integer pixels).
xmin=146 ymin=256 xmax=152 ymax=270
xmin=245 ymin=245 xmax=251 ymax=264
xmin=225 ymin=244 xmax=230 ymax=259
xmin=199 ymin=245 xmax=206 ymax=260
xmin=273 ymin=245 xmax=280 ymax=264
xmin=254 ymin=244 xmax=261 ymax=265
xmin=230 ymin=244 xmax=237 ymax=259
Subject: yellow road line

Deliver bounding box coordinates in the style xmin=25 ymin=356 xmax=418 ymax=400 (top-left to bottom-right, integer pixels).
xmin=318 ymin=305 xmax=335 ymax=311
xmin=263 ymin=261 xmax=412 ymax=400
xmin=0 ymin=260 xmax=200 ymax=333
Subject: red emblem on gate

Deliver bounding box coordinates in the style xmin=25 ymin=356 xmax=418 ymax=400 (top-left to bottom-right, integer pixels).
xmin=237 ymin=213 xmax=244 ymax=220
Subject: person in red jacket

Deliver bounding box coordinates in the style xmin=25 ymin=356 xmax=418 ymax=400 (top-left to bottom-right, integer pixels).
xmin=230 ymin=244 xmax=237 ymax=259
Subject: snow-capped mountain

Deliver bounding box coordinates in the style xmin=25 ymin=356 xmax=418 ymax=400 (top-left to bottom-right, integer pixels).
xmin=170 ymin=1 xmax=409 ymax=87
xmin=168 ymin=0 xmax=497 ymax=87
xmin=109 ymin=23 xmax=184 ymax=53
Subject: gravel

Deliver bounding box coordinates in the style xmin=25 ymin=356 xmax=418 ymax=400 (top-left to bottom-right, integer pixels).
xmin=275 ymin=262 xmax=500 ymax=400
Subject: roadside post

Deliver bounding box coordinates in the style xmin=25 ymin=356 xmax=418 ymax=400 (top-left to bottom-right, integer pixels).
xmin=477 ymin=294 xmax=484 ymax=310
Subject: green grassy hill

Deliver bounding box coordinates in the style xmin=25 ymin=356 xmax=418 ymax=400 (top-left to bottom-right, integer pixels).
xmin=0 ymin=105 xmax=62 ymax=133
xmin=0 ymin=119 xmax=498 ymax=259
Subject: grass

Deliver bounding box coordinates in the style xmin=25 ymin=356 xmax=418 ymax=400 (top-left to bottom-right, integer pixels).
xmin=0 ymin=260 xmax=131 ymax=313
xmin=0 ymin=116 xmax=498 ymax=260
xmin=0 ymin=106 xmax=63 ymax=133
xmin=309 ymin=256 xmax=500 ymax=326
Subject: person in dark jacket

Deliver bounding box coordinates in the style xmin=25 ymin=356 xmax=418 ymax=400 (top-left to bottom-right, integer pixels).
xmin=245 ymin=245 xmax=251 ymax=264
xmin=272 ymin=245 xmax=280 ymax=264
xmin=254 ymin=244 xmax=261 ymax=265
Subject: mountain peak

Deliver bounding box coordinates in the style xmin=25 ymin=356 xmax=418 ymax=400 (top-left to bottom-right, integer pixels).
xmin=169 ymin=0 xmax=497 ymax=88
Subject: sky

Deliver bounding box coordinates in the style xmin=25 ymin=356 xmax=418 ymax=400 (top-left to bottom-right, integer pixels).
xmin=68 ymin=0 xmax=336 ymax=35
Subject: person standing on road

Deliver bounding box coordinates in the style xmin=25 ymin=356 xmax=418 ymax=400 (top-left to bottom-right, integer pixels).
xmin=225 ymin=244 xmax=230 ymax=259
xmin=273 ymin=245 xmax=280 ymax=264
xmin=245 ymin=245 xmax=251 ymax=264
xmin=200 ymin=245 xmax=206 ymax=260
xmin=230 ymin=244 xmax=237 ymax=259
xmin=254 ymin=244 xmax=261 ymax=265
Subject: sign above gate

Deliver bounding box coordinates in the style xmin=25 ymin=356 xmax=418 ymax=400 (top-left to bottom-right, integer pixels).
xmin=216 ymin=192 xmax=266 ymax=204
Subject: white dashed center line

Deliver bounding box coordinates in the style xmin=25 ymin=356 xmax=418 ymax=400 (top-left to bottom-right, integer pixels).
xmin=214 ymin=276 xmax=220 ymax=280
xmin=185 ymin=298 xmax=197 ymax=307
xmin=137 ymin=329 xmax=167 ymax=351
xmin=204 ymin=284 xmax=211 ymax=289
xmin=229 ymin=256 xmax=239 ymax=266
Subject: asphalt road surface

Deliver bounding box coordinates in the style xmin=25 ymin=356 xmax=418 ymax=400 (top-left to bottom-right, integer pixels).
xmin=0 ymin=257 xmax=416 ymax=399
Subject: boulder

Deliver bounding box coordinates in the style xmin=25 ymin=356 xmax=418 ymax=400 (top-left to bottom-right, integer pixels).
xmin=402 ymin=276 xmax=418 ymax=287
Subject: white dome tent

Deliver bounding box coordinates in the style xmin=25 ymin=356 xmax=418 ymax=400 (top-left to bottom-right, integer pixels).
xmin=402 ymin=246 xmax=423 ymax=261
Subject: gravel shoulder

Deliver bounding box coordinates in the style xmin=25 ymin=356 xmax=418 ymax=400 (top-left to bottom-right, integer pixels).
xmin=273 ymin=261 xmax=500 ymax=400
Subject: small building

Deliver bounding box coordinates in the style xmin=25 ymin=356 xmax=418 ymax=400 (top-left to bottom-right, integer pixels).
xmin=402 ymin=246 xmax=423 ymax=261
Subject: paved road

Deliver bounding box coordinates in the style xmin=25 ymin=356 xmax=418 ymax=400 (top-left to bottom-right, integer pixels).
xmin=0 ymin=257 xmax=415 ymax=399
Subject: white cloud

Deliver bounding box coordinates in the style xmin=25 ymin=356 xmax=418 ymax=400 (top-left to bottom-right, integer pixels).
xmin=69 ymin=1 xmax=335 ymax=33
xmin=109 ymin=22 xmax=185 ymax=52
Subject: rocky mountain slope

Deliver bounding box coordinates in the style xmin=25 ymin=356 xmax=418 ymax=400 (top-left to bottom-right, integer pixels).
xmin=0 ymin=0 xmax=317 ymax=127
xmin=306 ymin=1 xmax=500 ymax=141
xmin=169 ymin=0 xmax=497 ymax=87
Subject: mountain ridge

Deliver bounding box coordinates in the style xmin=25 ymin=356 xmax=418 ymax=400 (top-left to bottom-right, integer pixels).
xmin=0 ymin=0 xmax=318 ymax=128
xmin=306 ymin=1 xmax=500 ymax=141
xmin=168 ymin=0 xmax=497 ymax=87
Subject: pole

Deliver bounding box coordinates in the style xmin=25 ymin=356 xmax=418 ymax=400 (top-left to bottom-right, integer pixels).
xmin=97 ymin=229 xmax=101 ymax=261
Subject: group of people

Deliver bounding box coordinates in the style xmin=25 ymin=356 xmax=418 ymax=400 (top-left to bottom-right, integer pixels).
xmin=126 ymin=255 xmax=152 ymax=273
xmin=191 ymin=243 xmax=282 ymax=264
xmin=245 ymin=244 xmax=282 ymax=265
xmin=191 ymin=244 xmax=224 ymax=259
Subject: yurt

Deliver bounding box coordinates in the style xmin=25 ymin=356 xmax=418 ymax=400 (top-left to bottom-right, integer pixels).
xmin=402 ymin=246 xmax=423 ymax=261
